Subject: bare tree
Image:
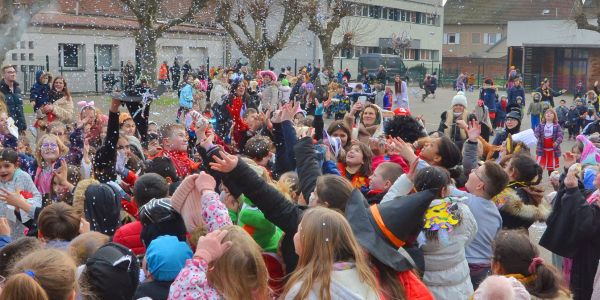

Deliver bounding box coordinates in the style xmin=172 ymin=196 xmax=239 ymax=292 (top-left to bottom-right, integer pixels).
xmin=305 ymin=0 xmax=356 ymax=70
xmin=0 ymin=0 xmax=52 ymax=66
xmin=573 ymin=0 xmax=600 ymax=33
xmin=216 ymin=0 xmax=305 ymax=72
xmin=119 ymin=0 xmax=209 ymax=83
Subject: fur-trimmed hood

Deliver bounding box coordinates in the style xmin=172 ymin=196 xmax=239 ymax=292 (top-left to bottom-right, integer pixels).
xmin=492 ymin=185 xmax=551 ymax=223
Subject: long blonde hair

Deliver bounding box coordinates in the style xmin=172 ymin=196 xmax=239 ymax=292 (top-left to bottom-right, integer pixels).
xmin=1 ymin=249 xmax=76 ymax=300
xmin=207 ymin=225 xmax=270 ymax=300
xmin=34 ymin=133 xmax=68 ymax=165
xmin=282 ymin=207 xmax=379 ymax=300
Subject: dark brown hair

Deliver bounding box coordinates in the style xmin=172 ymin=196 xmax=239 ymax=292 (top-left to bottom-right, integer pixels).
xmin=493 ymin=230 xmax=568 ymax=298
xmin=348 ymin=142 xmax=373 ymax=177
xmin=482 ymin=161 xmax=509 ymax=198
xmin=508 ymin=154 xmax=543 ymax=186
xmin=38 ymin=202 xmax=80 ymax=241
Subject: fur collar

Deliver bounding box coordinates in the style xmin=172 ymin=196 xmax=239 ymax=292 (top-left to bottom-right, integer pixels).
xmin=492 ymin=187 xmax=551 ymax=222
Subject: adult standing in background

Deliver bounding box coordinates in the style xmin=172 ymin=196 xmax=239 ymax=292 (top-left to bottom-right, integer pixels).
xmin=536 ymin=78 xmax=565 ymax=107
xmin=393 ymin=74 xmax=408 ymax=109
xmin=171 ymin=59 xmax=181 ymax=91
xmin=507 ymin=77 xmax=525 ymax=110
xmin=182 ymin=60 xmax=192 ymax=80
xmin=376 ymin=65 xmax=387 ymax=85
xmin=0 ymin=65 xmax=26 ymax=133
xmin=121 ymin=60 xmax=136 ymax=91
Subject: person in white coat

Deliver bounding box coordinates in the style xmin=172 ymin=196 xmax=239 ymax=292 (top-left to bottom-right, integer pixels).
xmin=260 ymin=70 xmax=279 ymax=110
xmin=392 ymin=74 xmax=409 ymax=109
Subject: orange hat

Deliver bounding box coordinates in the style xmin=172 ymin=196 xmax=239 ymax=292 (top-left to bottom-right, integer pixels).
xmin=119 ymin=112 xmax=133 ymax=125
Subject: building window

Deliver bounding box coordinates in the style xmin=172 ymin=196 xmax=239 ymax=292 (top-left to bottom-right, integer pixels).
xmin=484 ymin=33 xmax=501 ymax=45
xmin=387 ymin=8 xmax=399 ymax=21
xmin=11 ymin=53 xmax=17 ymax=61
xmin=369 ymin=6 xmax=381 ymax=18
xmin=19 ymin=41 xmax=26 ymax=49
xmin=20 ymin=54 xmax=26 ymax=61
xmin=95 ymin=44 xmax=119 ymax=70
xmin=444 ymin=33 xmax=460 ymax=44
xmin=28 ymin=41 xmax=34 ymax=49
xmin=59 ymin=43 xmax=85 ymax=69
xmin=403 ymin=48 xmax=416 ymax=60
xmin=421 ymin=50 xmax=431 ymax=60
xmin=29 ymin=53 xmax=34 ymax=61
xmin=472 ymin=33 xmax=481 ymax=44
xmin=426 ymin=14 xmax=436 ymax=25
xmin=400 ymin=10 xmax=407 ymax=21
xmin=361 ymin=5 xmax=369 ymax=17
xmin=410 ymin=12 xmax=417 ymax=23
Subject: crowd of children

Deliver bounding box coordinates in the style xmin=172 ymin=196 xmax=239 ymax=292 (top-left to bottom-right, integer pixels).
xmin=1 ymin=63 xmax=600 ymax=300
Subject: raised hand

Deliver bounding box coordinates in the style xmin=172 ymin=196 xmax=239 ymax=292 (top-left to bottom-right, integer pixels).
xmin=209 ymin=151 xmax=239 ymax=173
xmin=564 ymin=172 xmax=578 ymax=189
xmin=194 ymin=229 xmax=233 ymax=263
xmin=390 ymin=137 xmax=417 ymax=164
xmin=467 ymin=120 xmax=481 ymax=142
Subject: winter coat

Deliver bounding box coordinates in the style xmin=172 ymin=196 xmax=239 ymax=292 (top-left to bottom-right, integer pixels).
xmin=278 ymin=85 xmax=291 ymax=103
xmin=534 ymin=123 xmax=563 ymax=158
xmin=159 ymin=64 xmax=169 ymax=81
xmin=221 ymin=155 xmax=305 ymax=273
xmin=272 ymin=120 xmax=297 ymax=179
xmin=261 ymin=83 xmax=279 ymax=110
xmin=317 ymin=72 xmax=330 ymax=87
xmin=556 ymin=105 xmax=569 ymax=124
xmin=37 ymin=92 xmax=73 ymax=124
xmin=284 ymin=267 xmax=380 ymax=300
xmin=179 ymin=83 xmax=193 ymax=109
xmin=479 ymin=87 xmax=498 ymax=112
xmin=0 ymin=79 xmax=27 ymax=131
xmin=93 ymin=110 xmax=119 ymax=183
xmin=421 ymin=201 xmax=477 ymax=300
xmin=492 ymin=182 xmax=551 ymax=230
xmin=528 ymin=101 xmax=544 ymax=116
xmin=30 ymin=70 xmax=51 ymax=111
xmin=473 ymin=105 xmax=493 ymax=133
xmin=541 ymin=187 xmax=600 ymax=300
xmin=508 ymin=86 xmax=526 ymax=106
xmin=439 ymin=110 xmax=468 ymax=149
xmin=113 ymin=220 xmax=145 ymax=255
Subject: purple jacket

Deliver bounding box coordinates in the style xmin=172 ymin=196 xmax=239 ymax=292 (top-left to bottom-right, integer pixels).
xmin=534 ymin=123 xmax=563 ymax=157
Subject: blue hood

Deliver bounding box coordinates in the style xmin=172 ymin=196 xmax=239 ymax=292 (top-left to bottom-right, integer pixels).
xmin=35 ymin=70 xmax=44 ymax=83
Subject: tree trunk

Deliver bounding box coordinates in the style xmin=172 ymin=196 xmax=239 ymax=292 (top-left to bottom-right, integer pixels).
xmin=248 ymin=50 xmax=268 ymax=73
xmin=319 ymin=34 xmax=336 ymax=71
xmin=135 ymin=27 xmax=159 ymax=85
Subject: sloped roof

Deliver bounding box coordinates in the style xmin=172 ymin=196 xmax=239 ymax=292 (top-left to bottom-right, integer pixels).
xmin=444 ymin=0 xmax=575 ymax=25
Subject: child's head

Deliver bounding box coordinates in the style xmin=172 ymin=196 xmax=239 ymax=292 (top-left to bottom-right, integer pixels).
xmin=474 ymin=275 xmax=520 ymax=300
xmin=207 ymin=226 xmax=269 ymax=299
xmin=542 ymin=108 xmax=558 ymax=124
xmin=0 ymin=148 xmax=18 ymax=182
xmin=413 ymin=166 xmax=451 ymax=197
xmin=369 ymin=162 xmax=403 ymax=192
xmin=492 ymin=230 xmax=567 ymax=298
xmin=2 ymin=249 xmax=76 ymax=300
xmin=119 ymin=113 xmax=136 ymax=136
xmin=532 ymin=92 xmax=542 ymax=102
xmin=244 ymin=135 xmax=273 ymax=167
xmin=37 ymin=202 xmax=80 ymax=242
xmin=68 ymin=232 xmax=109 ymax=266
xmin=35 ymin=134 xmax=67 ymax=164
xmin=147 ymin=121 xmax=159 ymax=135
xmin=384 ymin=115 xmax=427 ymax=144
xmin=465 ymin=161 xmax=509 ymax=199
xmin=143 ymin=235 xmax=192 ymax=282
xmin=345 ymin=142 xmax=373 ymax=176
xmin=46 ymin=121 xmax=67 ymax=144
xmin=0 ymin=111 xmax=8 ymax=135
xmin=327 ymin=121 xmax=351 ymax=148
xmin=145 ymin=132 xmax=161 ymax=157
xmin=419 ymin=136 xmax=462 ymax=170
xmin=159 ymin=123 xmax=187 ymax=152
xmin=51 ymin=165 xmax=81 ymax=203
xmin=277 ymin=171 xmax=301 ymax=204
xmin=0 ymin=237 xmax=42 ymax=277
xmin=311 ymin=175 xmax=353 ymax=211
xmin=504 ymin=154 xmax=542 ymax=186
xmin=142 ymin=157 xmax=179 ymax=184
xmin=286 ymin=207 xmax=377 ymax=299
xmin=242 ymin=108 xmax=261 ymax=131
xmin=385 ymin=86 xmax=392 ymax=93
xmin=559 ymin=99 xmax=566 ymax=106
xmin=133 ymin=173 xmax=169 ymax=207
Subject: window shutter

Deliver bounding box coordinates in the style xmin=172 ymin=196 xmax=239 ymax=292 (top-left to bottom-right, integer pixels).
xmin=483 ymin=33 xmax=489 ymax=45
xmin=443 ymin=33 xmax=448 ymax=44
xmin=455 ymin=33 xmax=460 ymax=44
xmin=496 ymin=33 xmax=501 ymax=43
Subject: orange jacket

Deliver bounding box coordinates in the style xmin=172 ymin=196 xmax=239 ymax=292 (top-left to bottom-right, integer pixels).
xmin=159 ymin=64 xmax=169 ymax=80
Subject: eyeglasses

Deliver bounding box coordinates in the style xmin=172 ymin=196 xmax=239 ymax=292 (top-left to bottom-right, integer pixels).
xmin=116 ymin=145 xmax=130 ymax=150
xmin=41 ymin=143 xmax=58 ymax=150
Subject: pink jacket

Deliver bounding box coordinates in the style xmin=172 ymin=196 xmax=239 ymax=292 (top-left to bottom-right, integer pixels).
xmin=372 ymin=154 xmax=409 ymax=174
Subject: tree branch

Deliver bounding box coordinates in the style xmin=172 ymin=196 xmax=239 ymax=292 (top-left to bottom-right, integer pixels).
xmin=573 ymin=0 xmax=600 ymax=32
xmin=120 ymin=0 xmax=144 ymax=21
xmin=157 ymin=0 xmax=208 ymax=33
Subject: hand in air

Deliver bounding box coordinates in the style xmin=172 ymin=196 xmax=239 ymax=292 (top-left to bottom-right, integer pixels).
xmin=209 ymin=151 xmax=239 ymax=173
